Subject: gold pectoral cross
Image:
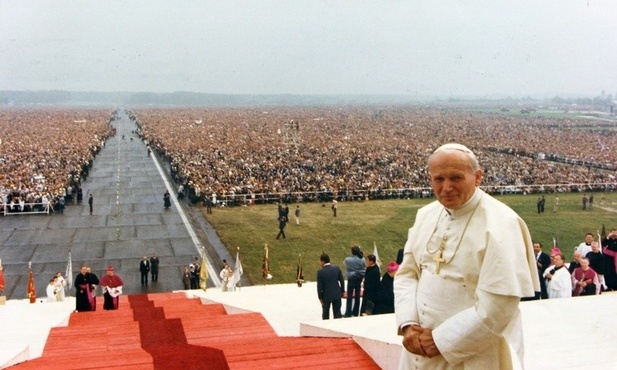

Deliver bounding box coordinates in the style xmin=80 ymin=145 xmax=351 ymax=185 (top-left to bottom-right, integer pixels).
xmin=433 ymin=238 xmax=447 ymax=274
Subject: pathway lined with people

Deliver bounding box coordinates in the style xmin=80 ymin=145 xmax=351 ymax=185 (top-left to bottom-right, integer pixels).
xmin=0 ymin=109 xmax=222 ymax=300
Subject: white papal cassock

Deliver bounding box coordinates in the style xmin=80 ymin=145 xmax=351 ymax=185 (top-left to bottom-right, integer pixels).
xmin=394 ymin=189 xmax=539 ymax=370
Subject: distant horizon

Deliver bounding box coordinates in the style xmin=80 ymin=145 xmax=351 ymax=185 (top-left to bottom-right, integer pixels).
xmin=0 ymin=89 xmax=609 ymax=100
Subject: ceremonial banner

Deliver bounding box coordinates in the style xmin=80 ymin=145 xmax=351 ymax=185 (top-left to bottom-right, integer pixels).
xmin=551 ymin=237 xmax=561 ymax=256
xmin=27 ymin=261 xmax=36 ymax=303
xmin=601 ymin=224 xmax=607 ymax=240
xmin=233 ymin=248 xmax=243 ymax=289
xmin=0 ymin=258 xmax=5 ymax=294
xmin=373 ymin=241 xmax=382 ymax=268
xmin=199 ymin=248 xmax=208 ymax=291
xmin=65 ymin=252 xmax=73 ymax=297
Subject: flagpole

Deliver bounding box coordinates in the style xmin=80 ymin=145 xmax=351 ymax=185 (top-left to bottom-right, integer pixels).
xmin=296 ymin=253 xmax=304 ymax=287
xmin=262 ymin=243 xmax=272 ymax=285
xmin=263 ymin=243 xmax=268 ymax=285
xmin=66 ymin=252 xmax=73 ymax=298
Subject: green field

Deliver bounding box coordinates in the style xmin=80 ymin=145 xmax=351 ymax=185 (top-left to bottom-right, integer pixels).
xmin=203 ymin=192 xmax=617 ymax=285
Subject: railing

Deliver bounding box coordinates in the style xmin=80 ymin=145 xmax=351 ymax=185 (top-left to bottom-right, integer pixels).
xmin=185 ymin=182 xmax=617 ymax=206
xmin=2 ymin=202 xmax=51 ymax=216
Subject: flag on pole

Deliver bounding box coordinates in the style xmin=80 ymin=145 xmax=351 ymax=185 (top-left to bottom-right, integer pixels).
xmin=199 ymin=247 xmax=208 ymax=291
xmin=601 ymin=224 xmax=607 ymax=240
xmin=65 ymin=252 xmax=73 ymax=297
xmin=27 ymin=261 xmax=36 ymax=303
xmin=373 ymin=241 xmax=382 ymax=268
xmin=296 ymin=254 xmax=304 ymax=287
xmin=551 ymin=238 xmax=561 ymax=256
xmin=0 ymin=258 xmax=5 ymax=294
xmin=233 ymin=248 xmax=243 ymax=289
xmin=263 ymin=244 xmax=272 ymax=281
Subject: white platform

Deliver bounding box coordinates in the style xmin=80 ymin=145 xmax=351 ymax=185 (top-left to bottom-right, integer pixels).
xmin=0 ymin=297 xmax=75 ymax=369
xmin=3 ymin=285 xmax=617 ymax=369
xmin=190 ymin=283 xmax=617 ymax=370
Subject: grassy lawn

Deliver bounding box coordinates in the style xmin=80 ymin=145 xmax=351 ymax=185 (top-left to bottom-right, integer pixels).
xmin=203 ymin=192 xmax=617 ymax=285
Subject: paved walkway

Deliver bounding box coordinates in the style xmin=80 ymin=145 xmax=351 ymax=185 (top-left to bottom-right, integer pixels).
xmin=0 ymin=110 xmax=230 ymax=300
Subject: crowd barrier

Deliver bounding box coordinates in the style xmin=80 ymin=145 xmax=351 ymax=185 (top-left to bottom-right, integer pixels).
xmin=184 ymin=182 xmax=616 ymax=206
xmin=2 ymin=202 xmax=51 ymax=216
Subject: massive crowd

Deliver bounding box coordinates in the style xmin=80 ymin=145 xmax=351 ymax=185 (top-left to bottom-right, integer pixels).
xmin=131 ymin=106 xmax=617 ymax=204
xmin=0 ymin=108 xmax=116 ymax=212
xmin=0 ymin=106 xmax=615 ymax=211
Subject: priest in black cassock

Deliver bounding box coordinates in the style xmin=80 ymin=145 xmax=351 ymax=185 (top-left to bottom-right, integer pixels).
xmin=74 ymin=265 xmax=99 ymax=312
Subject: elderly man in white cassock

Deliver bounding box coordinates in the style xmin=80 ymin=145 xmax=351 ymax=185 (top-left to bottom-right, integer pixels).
xmin=394 ymin=143 xmax=539 ymax=370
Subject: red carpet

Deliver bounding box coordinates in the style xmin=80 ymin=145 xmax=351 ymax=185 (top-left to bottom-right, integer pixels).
xmin=7 ymin=292 xmax=379 ymax=369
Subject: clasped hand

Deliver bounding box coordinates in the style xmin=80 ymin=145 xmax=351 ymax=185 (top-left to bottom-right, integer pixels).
xmin=402 ymin=325 xmax=440 ymax=358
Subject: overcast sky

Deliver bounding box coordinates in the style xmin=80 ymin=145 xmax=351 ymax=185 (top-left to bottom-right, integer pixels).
xmin=1 ymin=0 xmax=615 ymax=98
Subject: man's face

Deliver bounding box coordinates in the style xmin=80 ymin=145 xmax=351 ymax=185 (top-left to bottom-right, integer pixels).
xmin=81 ymin=267 xmax=87 ymax=275
xmin=554 ymin=255 xmax=564 ymax=267
xmin=573 ymin=252 xmax=582 ymax=262
xmin=429 ymin=151 xmax=482 ymax=210
xmin=585 ymin=234 xmax=594 ymax=244
xmin=533 ymin=243 xmax=541 ymax=254
xmin=591 ymin=242 xmax=599 ymax=252
xmin=580 ymin=259 xmax=589 ymax=269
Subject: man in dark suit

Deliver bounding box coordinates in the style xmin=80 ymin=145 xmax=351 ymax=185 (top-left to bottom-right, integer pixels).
xmin=140 ymin=256 xmax=150 ymax=286
xmin=317 ymin=253 xmax=344 ymax=320
xmin=525 ymin=241 xmax=551 ymax=300
xmin=150 ymin=252 xmax=160 ymax=282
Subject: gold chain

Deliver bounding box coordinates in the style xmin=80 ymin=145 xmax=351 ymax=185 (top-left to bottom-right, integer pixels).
xmin=425 ymin=193 xmax=483 ymax=274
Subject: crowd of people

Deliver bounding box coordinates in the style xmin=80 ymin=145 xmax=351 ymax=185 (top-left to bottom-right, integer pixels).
xmin=130 ymin=106 xmax=616 ymax=205
xmin=0 ymin=108 xmax=116 ymax=214
xmin=0 ymin=106 xmax=614 ymax=212
xmin=532 ymin=229 xmax=617 ymax=299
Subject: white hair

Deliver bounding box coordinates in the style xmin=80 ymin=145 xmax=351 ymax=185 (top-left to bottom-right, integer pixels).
xmin=429 ymin=143 xmax=479 ymax=171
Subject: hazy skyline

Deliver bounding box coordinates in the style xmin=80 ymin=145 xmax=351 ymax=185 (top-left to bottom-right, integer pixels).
xmin=1 ymin=0 xmax=616 ymax=98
